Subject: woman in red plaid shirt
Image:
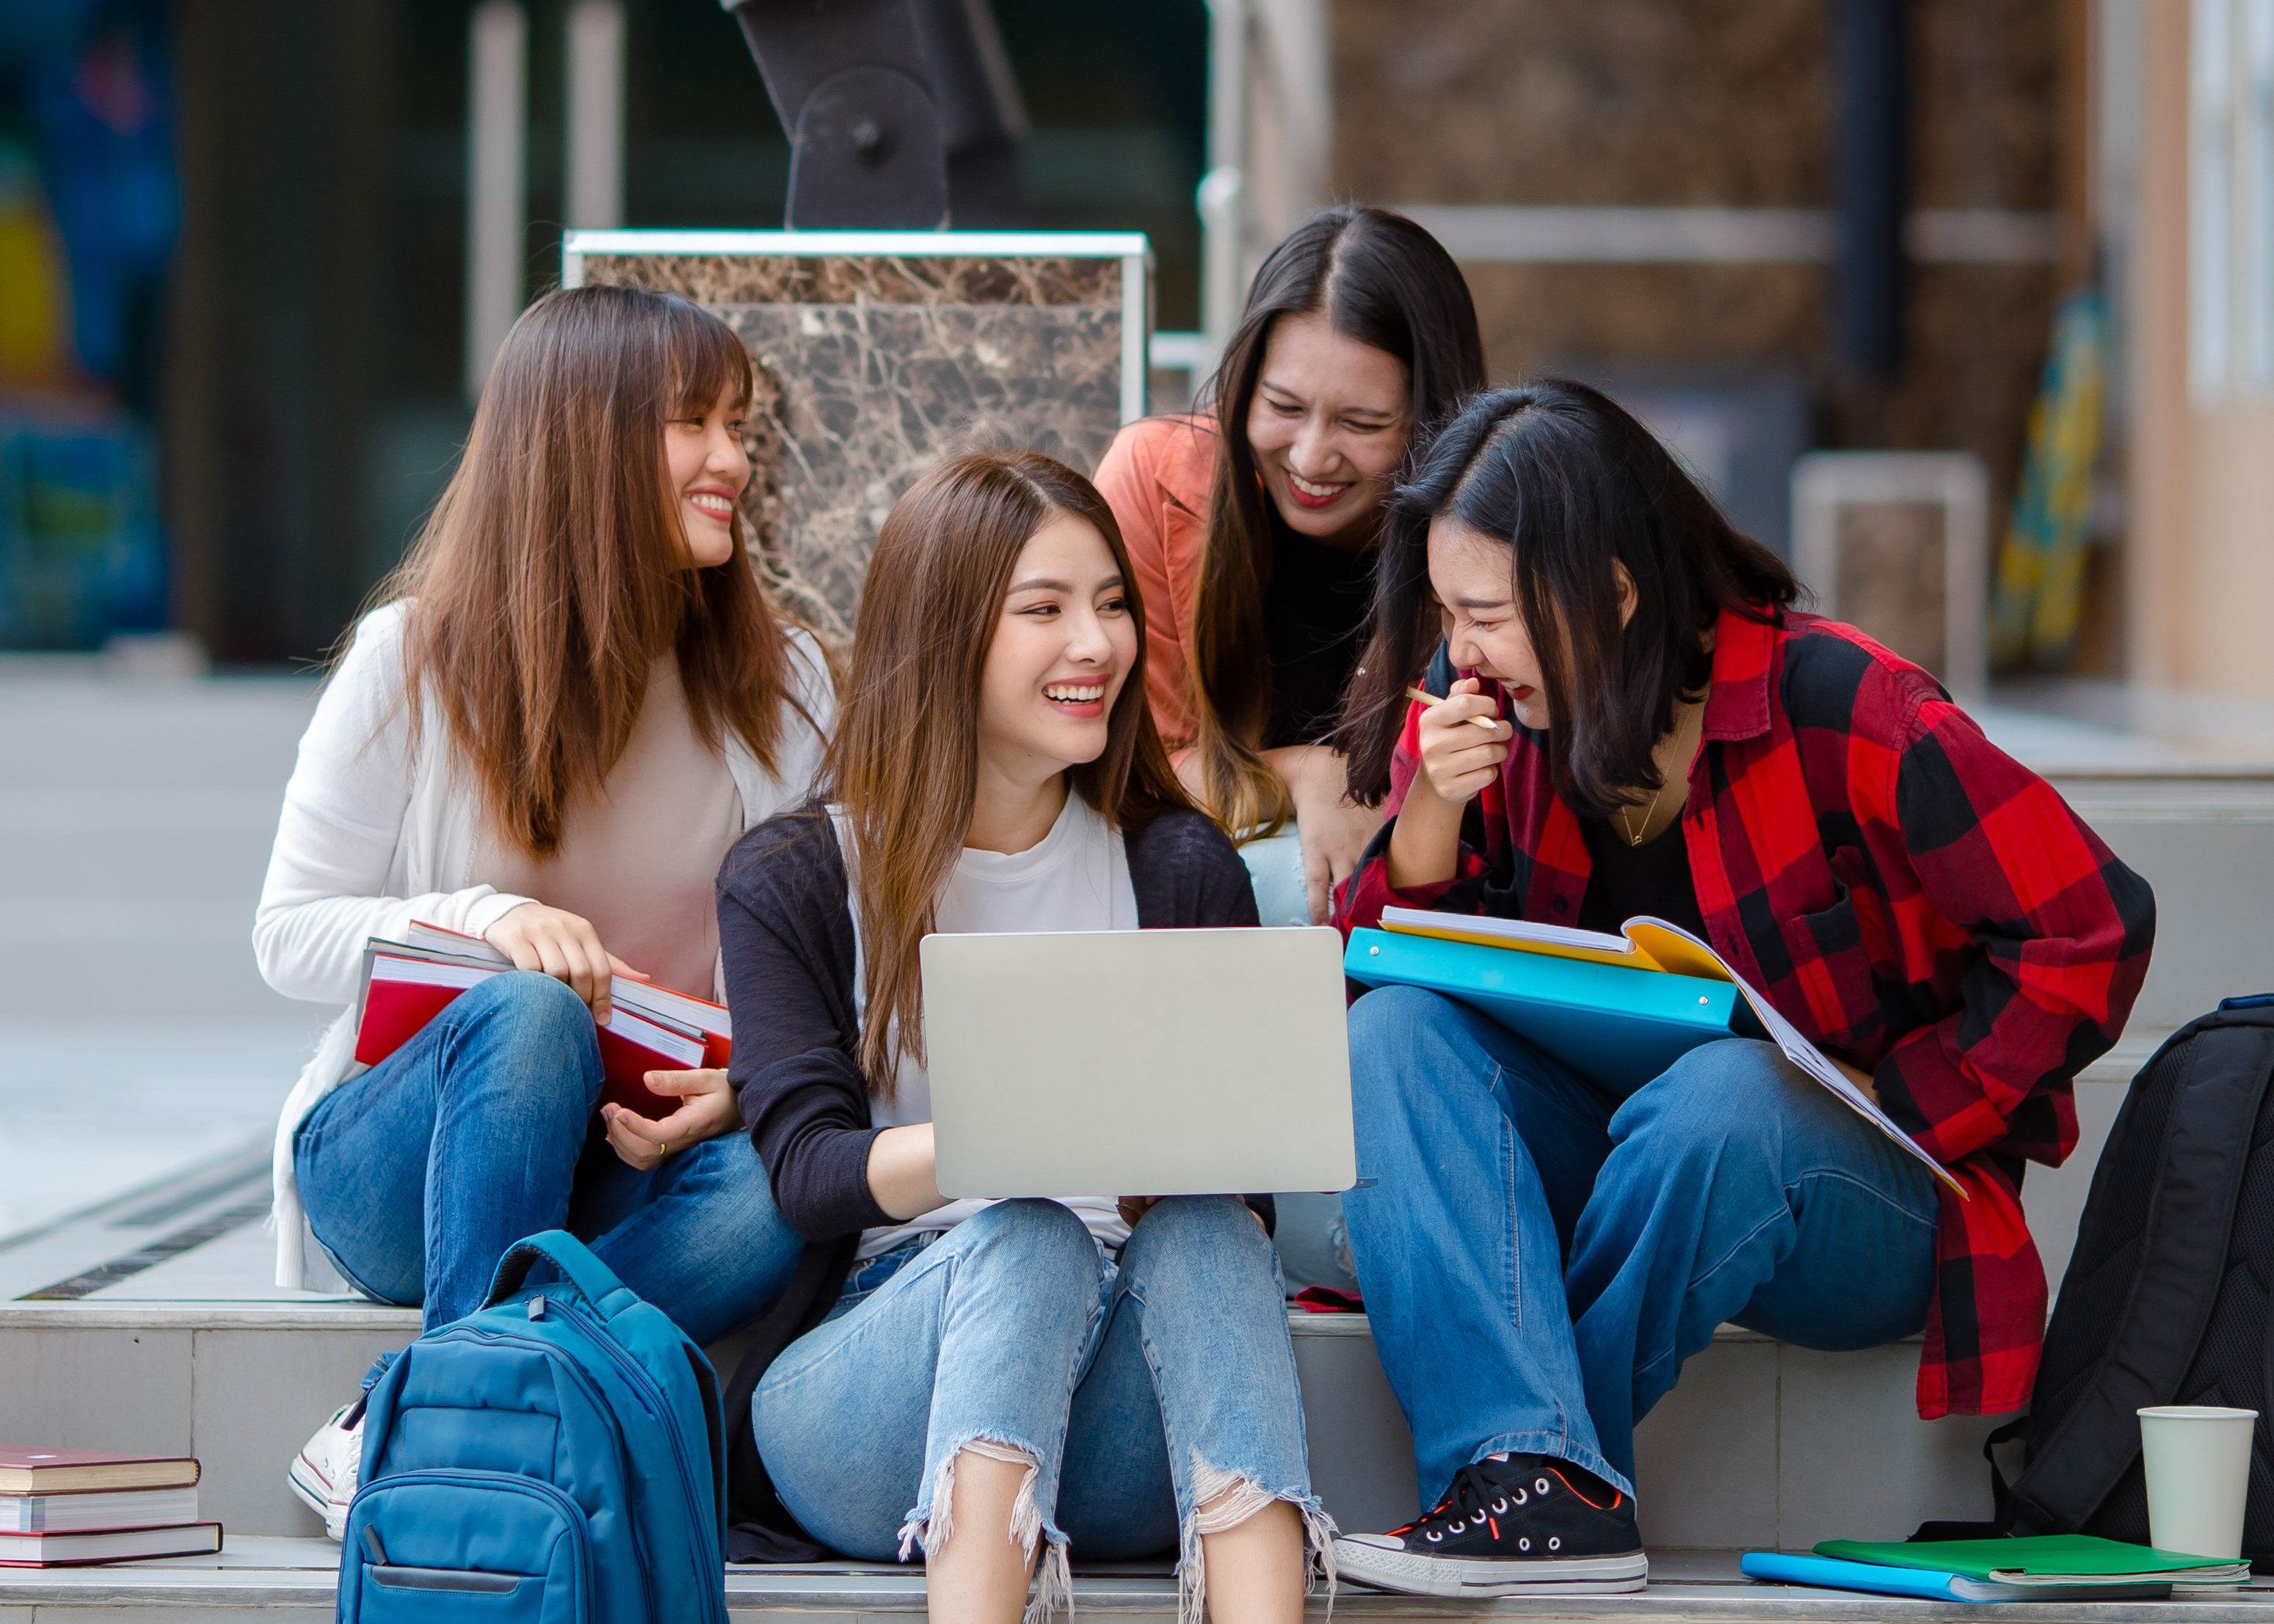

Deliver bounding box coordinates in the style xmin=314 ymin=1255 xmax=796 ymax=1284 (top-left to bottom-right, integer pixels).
xmin=1323 ymin=381 xmax=2154 ymax=1599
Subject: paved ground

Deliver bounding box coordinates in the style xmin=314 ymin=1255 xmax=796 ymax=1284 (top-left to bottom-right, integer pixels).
xmin=10 ymin=1540 xmax=2274 ymax=1618
xmin=0 ymin=657 xmax=318 ymax=1248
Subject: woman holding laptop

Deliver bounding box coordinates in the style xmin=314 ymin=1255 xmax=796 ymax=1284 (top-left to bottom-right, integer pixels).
xmin=251 ymin=285 xmax=830 ymax=1537
xmin=1323 ymin=380 xmax=2155 ymax=1597
xmin=716 ymin=451 xmax=1329 ymax=1623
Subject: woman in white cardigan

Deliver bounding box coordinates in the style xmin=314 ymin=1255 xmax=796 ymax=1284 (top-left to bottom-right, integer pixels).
xmin=253 ymin=285 xmax=833 ymax=1537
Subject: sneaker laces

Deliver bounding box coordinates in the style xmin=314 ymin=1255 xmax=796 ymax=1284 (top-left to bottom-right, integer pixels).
xmin=1390 ymin=1462 xmax=1525 ymax=1543
xmin=1390 ymin=1460 xmax=1621 ymax=1544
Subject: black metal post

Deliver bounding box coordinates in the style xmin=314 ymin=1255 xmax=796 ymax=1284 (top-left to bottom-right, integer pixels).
xmin=727 ymin=0 xmax=949 ymax=230
xmin=1834 ymin=0 xmax=1908 ymax=379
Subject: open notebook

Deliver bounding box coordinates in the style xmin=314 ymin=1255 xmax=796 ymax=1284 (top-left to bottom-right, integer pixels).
xmin=1351 ymin=907 xmax=1961 ymax=1197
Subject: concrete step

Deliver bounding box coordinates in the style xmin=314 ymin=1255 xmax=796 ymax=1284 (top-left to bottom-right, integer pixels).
xmin=0 ymin=1152 xmax=2008 ymax=1554
xmin=0 ymin=1540 xmax=2236 ymax=1620
xmin=7 ymin=1541 xmax=2274 ymax=1619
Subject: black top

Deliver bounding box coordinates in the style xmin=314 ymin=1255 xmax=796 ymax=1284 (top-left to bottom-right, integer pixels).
xmin=1262 ymin=511 xmax=1376 ymax=749
xmin=713 ymin=804 xmax=1261 ymax=1560
xmin=1574 ymin=814 xmax=1708 ymax=942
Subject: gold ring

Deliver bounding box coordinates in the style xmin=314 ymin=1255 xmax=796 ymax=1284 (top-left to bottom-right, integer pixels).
xmin=658 ymin=1141 xmax=671 ymax=1157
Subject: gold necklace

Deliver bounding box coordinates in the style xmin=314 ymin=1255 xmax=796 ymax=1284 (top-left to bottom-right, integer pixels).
xmin=1618 ymin=787 xmax=1663 ymax=847
xmin=1619 ymin=702 xmax=1699 ymax=847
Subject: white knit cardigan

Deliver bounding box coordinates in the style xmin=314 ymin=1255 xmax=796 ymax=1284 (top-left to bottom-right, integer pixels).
xmin=251 ymin=602 xmax=835 ymax=1291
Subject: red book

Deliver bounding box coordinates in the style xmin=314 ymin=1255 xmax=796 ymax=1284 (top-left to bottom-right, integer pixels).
xmin=354 ymin=932 xmax=730 ymax=1119
xmin=400 ymin=920 xmax=734 ymax=1065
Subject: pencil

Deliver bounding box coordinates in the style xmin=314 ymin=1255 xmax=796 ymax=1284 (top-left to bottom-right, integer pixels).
xmin=1406 ymin=685 xmax=1505 ymax=730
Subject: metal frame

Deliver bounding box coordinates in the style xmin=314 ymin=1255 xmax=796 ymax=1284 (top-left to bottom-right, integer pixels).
xmin=560 ymin=229 xmax=1154 ymax=424
xmin=1791 ymin=451 xmax=1991 ymax=700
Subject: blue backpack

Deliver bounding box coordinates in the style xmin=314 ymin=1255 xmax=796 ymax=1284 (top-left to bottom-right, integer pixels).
xmin=337 ymin=1231 xmax=730 ymax=1624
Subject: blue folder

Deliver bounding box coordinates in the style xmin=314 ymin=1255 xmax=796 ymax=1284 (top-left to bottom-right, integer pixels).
xmin=1741 ymin=1552 xmax=1985 ymax=1603
xmin=1738 ymin=1551 xmax=2172 ymax=1603
xmin=1344 ymin=926 xmax=1763 ymax=1094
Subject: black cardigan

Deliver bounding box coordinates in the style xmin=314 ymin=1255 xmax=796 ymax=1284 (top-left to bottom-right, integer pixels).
xmin=713 ymin=802 xmax=1261 ymax=1559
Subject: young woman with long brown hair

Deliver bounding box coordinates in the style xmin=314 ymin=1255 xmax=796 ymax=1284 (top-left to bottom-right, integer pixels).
xmin=1094 ymin=205 xmax=1486 ymax=928
xmin=714 ymin=451 xmax=1331 ymax=1624
xmin=251 ymin=283 xmax=833 ymax=1537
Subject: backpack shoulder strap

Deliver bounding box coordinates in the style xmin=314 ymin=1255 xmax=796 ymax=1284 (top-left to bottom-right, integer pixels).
xmin=2010 ymin=1012 xmax=2274 ymax=1531
xmin=486 ymin=1230 xmax=639 ymax=1319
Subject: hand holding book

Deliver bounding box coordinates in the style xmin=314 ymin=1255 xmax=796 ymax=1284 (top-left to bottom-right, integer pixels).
xmin=355 ymin=920 xmax=734 ymax=1125
xmin=483 ymin=901 xmax=646 ymax=1024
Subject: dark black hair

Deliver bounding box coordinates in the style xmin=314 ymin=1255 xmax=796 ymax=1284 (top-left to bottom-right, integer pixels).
xmin=1186 ymin=204 xmax=1489 ymax=837
xmin=1340 ymin=379 xmax=1800 ymax=818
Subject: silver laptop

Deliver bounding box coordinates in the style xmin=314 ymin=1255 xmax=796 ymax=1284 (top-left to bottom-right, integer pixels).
xmin=920 ymin=926 xmax=1356 ymax=1199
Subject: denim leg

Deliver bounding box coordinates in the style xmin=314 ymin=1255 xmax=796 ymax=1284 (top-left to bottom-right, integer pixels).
xmin=1271 ymin=1191 xmax=1359 ymax=1294
xmin=1566 ymin=1038 xmax=1941 ymax=1482
xmin=1341 ymin=986 xmax=1626 ymax=1507
xmin=1058 ymin=1198 xmax=1329 ymax=1622
xmin=295 ymin=972 xmax=602 ymax=1330
xmin=753 ymin=1200 xmax=1101 ymax=1596
xmin=567 ymin=1128 xmax=804 ymax=1346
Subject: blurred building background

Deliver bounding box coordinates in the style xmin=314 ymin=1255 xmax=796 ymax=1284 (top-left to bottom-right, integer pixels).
xmin=2 ymin=0 xmax=2273 ymax=1417
xmin=0 ymin=0 xmax=2262 ymax=709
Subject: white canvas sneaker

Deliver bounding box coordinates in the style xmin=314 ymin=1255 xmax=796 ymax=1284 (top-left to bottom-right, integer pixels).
xmin=286 ymin=1400 xmax=365 ymax=1541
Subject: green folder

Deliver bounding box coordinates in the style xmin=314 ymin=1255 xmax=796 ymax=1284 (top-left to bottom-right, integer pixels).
xmin=1815 ymin=1534 xmax=2244 ymax=1581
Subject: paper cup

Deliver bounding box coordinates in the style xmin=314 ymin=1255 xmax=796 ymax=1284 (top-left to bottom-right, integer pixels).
xmin=2137 ymin=1405 xmax=2258 ymax=1559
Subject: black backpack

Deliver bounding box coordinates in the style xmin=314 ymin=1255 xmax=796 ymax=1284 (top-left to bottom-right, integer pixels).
xmin=1949 ymin=998 xmax=2274 ymax=1554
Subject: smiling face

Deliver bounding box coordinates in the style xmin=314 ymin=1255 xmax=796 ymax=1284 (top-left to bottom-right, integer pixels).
xmin=1428 ymin=514 xmax=1552 ymax=729
xmin=1243 ymin=310 xmax=1412 ymax=551
xmin=975 ymin=511 xmax=1139 ymax=787
xmin=664 ymin=384 xmax=751 ymax=568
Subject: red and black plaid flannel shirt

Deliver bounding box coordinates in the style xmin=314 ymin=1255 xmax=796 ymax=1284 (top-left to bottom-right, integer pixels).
xmin=1336 ymin=607 xmax=2155 ymax=1418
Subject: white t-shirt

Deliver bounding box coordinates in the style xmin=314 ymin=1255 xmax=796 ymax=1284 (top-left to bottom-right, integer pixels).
xmin=836 ymin=792 xmax=1140 ymax=1261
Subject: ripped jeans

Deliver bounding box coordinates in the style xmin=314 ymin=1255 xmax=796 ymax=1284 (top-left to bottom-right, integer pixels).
xmin=752 ymin=1198 xmax=1330 ymax=1619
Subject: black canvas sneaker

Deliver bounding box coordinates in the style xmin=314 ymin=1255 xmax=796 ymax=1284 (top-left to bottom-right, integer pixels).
xmin=1333 ymin=1454 xmax=1646 ymax=1597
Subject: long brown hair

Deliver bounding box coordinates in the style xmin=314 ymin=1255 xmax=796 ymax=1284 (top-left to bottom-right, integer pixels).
xmin=1189 ymin=205 xmax=1486 ymax=836
xmin=828 ymin=450 xmax=1191 ymax=1090
xmin=382 ymin=283 xmax=813 ymax=856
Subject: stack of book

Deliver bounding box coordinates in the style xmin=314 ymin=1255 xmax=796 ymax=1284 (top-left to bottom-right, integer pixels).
xmin=0 ymin=1449 xmax=219 ymax=1566
xmin=1742 ymin=1534 xmax=2252 ymax=1602
xmin=357 ymin=920 xmax=733 ymax=1117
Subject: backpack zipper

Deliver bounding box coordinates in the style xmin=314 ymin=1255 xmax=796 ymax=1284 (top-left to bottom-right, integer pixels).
xmin=554 ymin=1297 xmax=725 ymax=1609
xmin=446 ymin=1315 xmax=719 ymax=1620
xmin=353 ymin=1468 xmax=594 ymax=1608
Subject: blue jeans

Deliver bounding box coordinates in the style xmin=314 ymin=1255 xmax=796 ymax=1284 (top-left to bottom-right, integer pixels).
xmin=753 ymin=1198 xmax=1330 ymax=1614
xmin=1238 ymin=829 xmax=1310 ymax=928
xmin=294 ymin=972 xmax=802 ymax=1341
xmin=1342 ymin=986 xmax=1939 ymax=1510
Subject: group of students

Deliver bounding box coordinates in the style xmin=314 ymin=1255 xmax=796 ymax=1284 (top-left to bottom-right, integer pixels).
xmin=254 ymin=205 xmax=2156 ymax=1621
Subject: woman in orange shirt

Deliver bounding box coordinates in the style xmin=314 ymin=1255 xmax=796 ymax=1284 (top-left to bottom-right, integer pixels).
xmin=1094 ymin=205 xmax=1486 ymax=926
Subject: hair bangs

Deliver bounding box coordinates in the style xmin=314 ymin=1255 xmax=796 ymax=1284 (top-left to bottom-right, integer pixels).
xmin=664 ymin=296 xmax=754 ymax=418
